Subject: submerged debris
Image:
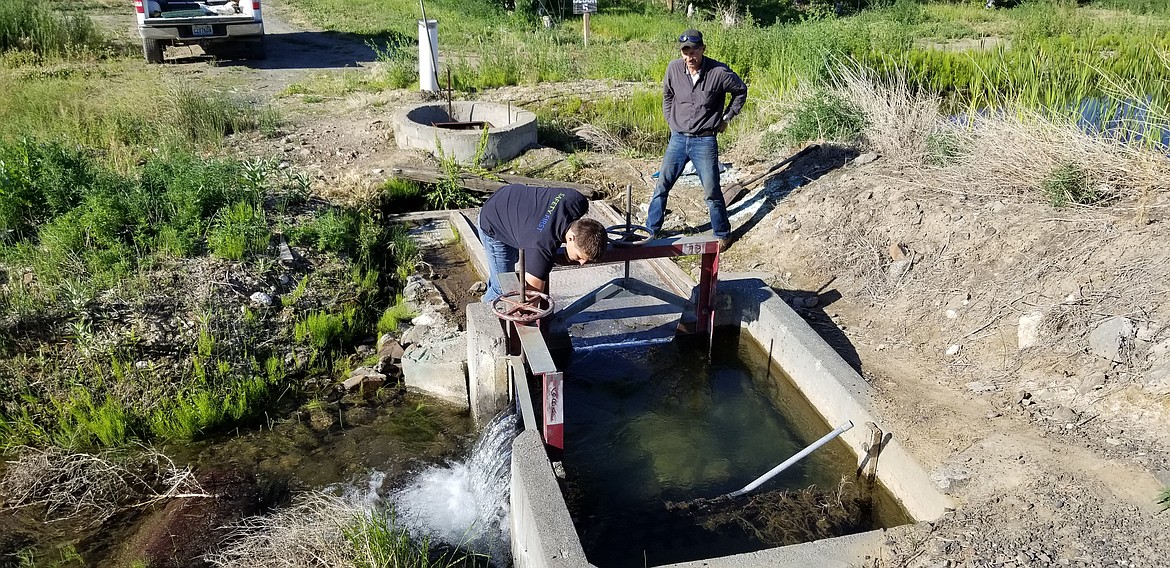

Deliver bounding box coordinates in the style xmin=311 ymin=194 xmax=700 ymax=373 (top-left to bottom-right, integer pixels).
xmin=665 ymin=478 xmax=867 ymax=546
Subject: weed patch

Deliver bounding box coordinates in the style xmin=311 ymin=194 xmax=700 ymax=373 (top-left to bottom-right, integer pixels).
xmin=778 ymin=89 xmax=868 ymax=144
xmin=1041 ymin=162 xmax=1098 ymax=207
xmin=0 ymin=1 xmax=106 ymax=58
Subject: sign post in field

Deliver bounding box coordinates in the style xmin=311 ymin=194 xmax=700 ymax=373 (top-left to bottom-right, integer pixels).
xmin=573 ymin=0 xmax=597 ymax=47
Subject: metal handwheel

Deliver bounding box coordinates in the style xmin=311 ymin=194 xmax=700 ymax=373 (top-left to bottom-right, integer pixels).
xmin=606 ymin=223 xmax=653 ymax=248
xmin=492 ymin=290 xmax=555 ymax=324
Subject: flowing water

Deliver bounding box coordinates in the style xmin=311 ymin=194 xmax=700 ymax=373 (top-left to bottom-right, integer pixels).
xmin=0 ymin=393 xmax=520 ymax=566
xmin=391 ymin=412 xmax=516 ymax=567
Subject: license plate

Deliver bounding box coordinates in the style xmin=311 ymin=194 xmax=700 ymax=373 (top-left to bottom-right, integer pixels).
xmin=192 ymin=24 xmax=213 ymax=36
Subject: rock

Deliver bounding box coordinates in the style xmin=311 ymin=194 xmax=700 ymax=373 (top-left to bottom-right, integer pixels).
xmin=776 ymin=214 xmax=800 ymax=233
xmin=1051 ymin=406 xmax=1078 ymax=424
xmin=342 ymin=406 xmax=377 ymax=426
xmin=1077 ymin=373 xmax=1107 ymax=395
xmin=1017 ymin=311 xmax=1045 ymax=350
xmin=469 ymin=281 xmax=488 ymax=294
xmin=356 ymin=344 xmax=375 ymax=357
xmin=888 ymin=259 xmax=912 ymax=282
xmin=888 ymin=242 xmax=909 ymax=261
xmin=401 ymin=330 xmax=470 ymax=408
xmin=343 ymin=368 xmax=386 ymax=394
xmin=250 ymin=291 xmax=273 ymax=306
xmin=412 ymin=311 xmax=441 ymax=327
xmin=946 ymin=309 xmax=958 ymax=319
xmin=375 ymin=356 xmax=400 ymax=375
xmin=852 ymin=152 xmax=879 ymax=165
xmin=967 ymin=381 xmax=995 ymax=392
xmin=946 ymin=344 xmax=961 ymax=356
xmin=1088 ymin=316 xmax=1135 ymax=363
xmin=400 ymin=324 xmax=428 ymax=346
xmin=377 ymin=338 xmax=405 ymax=360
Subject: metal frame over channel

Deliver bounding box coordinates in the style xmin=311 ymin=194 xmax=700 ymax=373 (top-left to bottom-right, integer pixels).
xmin=497 ymin=237 xmax=722 ymax=453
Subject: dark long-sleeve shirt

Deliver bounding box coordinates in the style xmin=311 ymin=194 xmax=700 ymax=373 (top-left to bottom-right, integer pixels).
xmin=662 ymin=56 xmax=748 ymax=135
xmin=478 ymin=184 xmax=589 ymax=280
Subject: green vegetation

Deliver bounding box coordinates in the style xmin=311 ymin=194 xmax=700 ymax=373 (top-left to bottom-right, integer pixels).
xmin=1158 ymin=487 xmax=1169 ymax=511
xmin=771 ymin=88 xmax=868 ymax=146
xmin=0 ymin=0 xmax=106 ymax=58
xmin=1041 ymin=162 xmax=1098 ymax=207
xmin=344 ymin=508 xmax=487 ymax=568
xmin=378 ymin=295 xmax=418 ymax=335
xmin=284 ymin=0 xmax=1170 ymax=139
xmin=0 ymin=134 xmax=424 ymax=448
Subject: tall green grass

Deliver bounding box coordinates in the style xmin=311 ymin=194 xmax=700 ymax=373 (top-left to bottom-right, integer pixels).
xmin=283 ymin=0 xmax=1170 ymax=124
xmin=0 ymin=0 xmax=106 ymax=58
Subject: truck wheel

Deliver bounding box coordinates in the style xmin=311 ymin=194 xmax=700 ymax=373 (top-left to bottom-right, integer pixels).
xmin=142 ymin=38 xmax=164 ymax=64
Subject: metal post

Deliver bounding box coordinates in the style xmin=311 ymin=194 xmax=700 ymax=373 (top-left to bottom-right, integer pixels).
xmin=623 ymin=183 xmax=632 ymax=285
xmin=446 ymin=68 xmax=453 ymax=120
xmin=697 ymin=245 xmax=718 ymax=338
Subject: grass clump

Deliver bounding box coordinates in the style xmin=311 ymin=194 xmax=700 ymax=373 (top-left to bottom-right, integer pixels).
xmin=295 ymin=307 xmax=359 ymax=352
xmin=377 ymin=295 xmax=417 ymax=335
xmin=777 ymin=88 xmax=868 ymax=145
xmin=208 ymin=201 xmax=270 ymax=260
xmin=1041 ymin=162 xmax=1097 ymax=207
xmin=205 ymin=492 xmax=488 ymax=568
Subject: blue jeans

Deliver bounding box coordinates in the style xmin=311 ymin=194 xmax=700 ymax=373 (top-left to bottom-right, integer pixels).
xmin=646 ymin=132 xmax=730 ymax=239
xmin=479 ymin=219 xmax=518 ymax=304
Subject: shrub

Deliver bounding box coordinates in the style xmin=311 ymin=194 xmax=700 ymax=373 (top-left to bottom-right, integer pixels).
xmin=208 ymin=201 xmax=270 ymax=260
xmin=780 ymin=89 xmax=868 ymax=145
xmin=1041 ymin=162 xmax=1097 ymax=207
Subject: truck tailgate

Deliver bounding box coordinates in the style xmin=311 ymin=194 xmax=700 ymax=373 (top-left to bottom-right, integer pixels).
xmin=143 ymin=15 xmax=255 ymax=25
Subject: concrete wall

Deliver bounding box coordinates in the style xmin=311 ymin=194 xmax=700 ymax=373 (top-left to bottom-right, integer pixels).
xmin=392 ymin=101 xmax=537 ymax=167
xmin=511 ymin=430 xmax=591 ymax=568
xmin=467 ymin=301 xmax=509 ymax=427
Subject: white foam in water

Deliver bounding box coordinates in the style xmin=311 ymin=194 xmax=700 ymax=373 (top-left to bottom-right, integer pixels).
xmin=392 ymin=411 xmax=517 ymax=566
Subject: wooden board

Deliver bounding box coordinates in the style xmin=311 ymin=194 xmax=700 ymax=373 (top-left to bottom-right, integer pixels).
xmin=391 ymin=167 xmax=595 ymax=198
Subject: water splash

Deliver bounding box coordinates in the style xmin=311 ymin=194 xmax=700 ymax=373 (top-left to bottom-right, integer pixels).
xmin=392 ymin=410 xmax=517 ymax=567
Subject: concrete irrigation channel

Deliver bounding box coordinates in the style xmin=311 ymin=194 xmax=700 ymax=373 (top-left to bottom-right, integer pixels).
xmin=398 ymin=201 xmax=953 ymax=567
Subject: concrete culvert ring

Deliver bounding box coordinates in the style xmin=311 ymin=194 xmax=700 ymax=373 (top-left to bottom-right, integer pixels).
xmin=392 ymin=101 xmax=537 ymax=167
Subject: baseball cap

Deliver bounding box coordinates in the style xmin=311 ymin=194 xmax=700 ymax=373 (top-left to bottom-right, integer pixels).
xmin=678 ymin=29 xmax=704 ymax=48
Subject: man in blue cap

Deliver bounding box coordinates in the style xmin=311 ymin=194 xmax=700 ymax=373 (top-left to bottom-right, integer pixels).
xmin=650 ymin=28 xmax=748 ymax=249
xmin=646 ymin=28 xmax=748 ymax=251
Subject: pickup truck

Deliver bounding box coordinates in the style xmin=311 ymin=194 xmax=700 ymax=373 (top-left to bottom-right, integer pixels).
xmin=134 ymin=0 xmax=265 ymax=63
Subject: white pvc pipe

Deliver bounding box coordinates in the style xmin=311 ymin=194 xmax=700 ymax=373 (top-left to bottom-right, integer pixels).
xmin=418 ymin=19 xmax=438 ymax=92
xmin=727 ymin=420 xmax=854 ymax=498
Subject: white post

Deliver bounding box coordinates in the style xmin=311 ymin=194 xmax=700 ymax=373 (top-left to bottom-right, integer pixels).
xmin=418 ymin=19 xmax=439 ymax=92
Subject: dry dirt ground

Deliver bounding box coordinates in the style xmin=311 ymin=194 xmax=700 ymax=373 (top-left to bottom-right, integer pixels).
xmin=113 ymin=1 xmax=1169 ymax=565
